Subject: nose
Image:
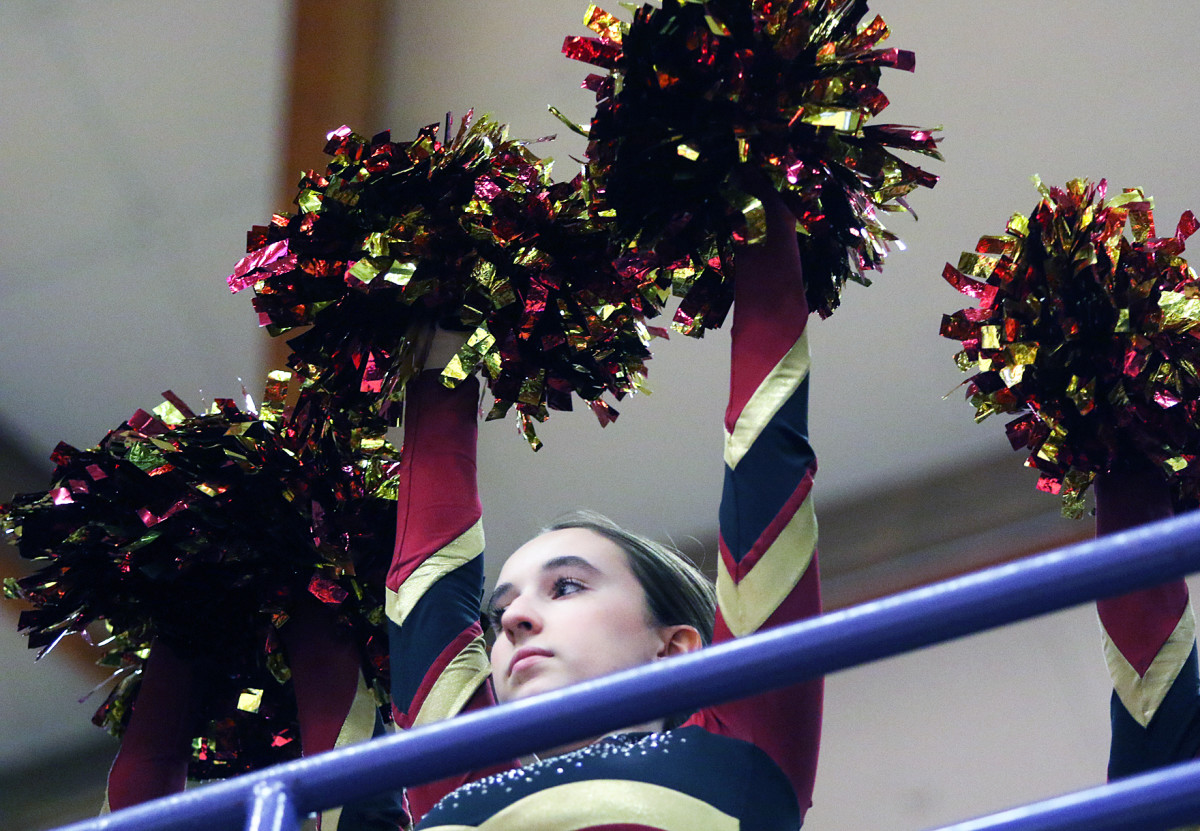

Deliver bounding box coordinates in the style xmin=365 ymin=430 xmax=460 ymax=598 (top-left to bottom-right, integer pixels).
xmin=499 ymin=594 xmax=541 ymax=640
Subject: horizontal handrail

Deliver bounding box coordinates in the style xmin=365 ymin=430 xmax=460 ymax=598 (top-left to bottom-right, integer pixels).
xmin=54 ymin=510 xmax=1200 ymax=831
xmin=929 ymin=754 xmax=1200 ymax=831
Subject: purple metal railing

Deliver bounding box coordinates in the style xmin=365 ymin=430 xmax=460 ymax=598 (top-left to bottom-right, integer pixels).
xmin=51 ymin=510 xmax=1200 ymax=831
xmin=930 ymin=754 xmax=1200 ymax=831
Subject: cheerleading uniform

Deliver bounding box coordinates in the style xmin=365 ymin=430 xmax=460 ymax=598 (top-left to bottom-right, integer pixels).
xmin=104 ymin=601 xmax=390 ymax=830
xmin=1099 ymin=579 xmax=1200 ymax=780
xmin=387 ymin=204 xmax=822 ymax=829
xmin=1095 ymin=471 xmax=1200 ymax=787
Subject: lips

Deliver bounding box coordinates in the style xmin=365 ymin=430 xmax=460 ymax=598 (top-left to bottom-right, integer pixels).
xmin=508 ymin=646 xmax=553 ymax=677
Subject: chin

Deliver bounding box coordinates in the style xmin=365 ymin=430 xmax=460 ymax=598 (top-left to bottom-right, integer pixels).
xmin=502 ymin=675 xmax=566 ymax=702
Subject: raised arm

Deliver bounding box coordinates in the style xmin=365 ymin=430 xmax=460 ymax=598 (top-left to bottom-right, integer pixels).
xmin=1095 ymin=469 xmax=1200 ymax=779
xmin=688 ymin=196 xmax=823 ymax=820
xmin=386 ymin=372 xmax=510 ymax=819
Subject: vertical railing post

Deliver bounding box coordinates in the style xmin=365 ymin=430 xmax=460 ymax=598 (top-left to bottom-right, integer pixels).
xmin=244 ymin=780 xmax=300 ymax=831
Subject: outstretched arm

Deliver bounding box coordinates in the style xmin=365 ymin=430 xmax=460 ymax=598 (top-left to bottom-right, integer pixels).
xmin=104 ymin=639 xmax=202 ymax=810
xmin=386 ymin=372 xmax=510 ymax=821
xmin=1095 ymin=469 xmax=1200 ymax=779
xmin=688 ymin=195 xmax=822 ymax=821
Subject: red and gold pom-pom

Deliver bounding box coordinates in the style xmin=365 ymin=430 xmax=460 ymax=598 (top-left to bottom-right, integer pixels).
xmin=229 ymin=114 xmax=660 ymax=450
xmin=1 ymin=375 xmax=396 ymax=777
xmin=941 ymin=178 xmax=1200 ymax=517
xmin=561 ymin=0 xmax=941 ymax=331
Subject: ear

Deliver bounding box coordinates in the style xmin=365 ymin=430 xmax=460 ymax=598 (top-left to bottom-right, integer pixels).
xmin=656 ymin=624 xmax=704 ymax=658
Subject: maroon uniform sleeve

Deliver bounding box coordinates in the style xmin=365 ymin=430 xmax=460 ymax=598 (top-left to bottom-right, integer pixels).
xmin=685 ymin=199 xmax=823 ymax=822
xmin=385 ymin=373 xmax=512 ymax=822
xmin=1095 ymin=470 xmax=1200 ymax=783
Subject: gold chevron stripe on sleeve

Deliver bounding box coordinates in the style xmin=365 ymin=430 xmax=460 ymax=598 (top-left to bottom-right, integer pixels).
xmin=419 ymin=779 xmax=738 ymax=831
xmin=321 ymin=671 xmax=385 ymax=830
xmin=715 ymin=497 xmax=817 ymax=638
xmin=1104 ymin=603 xmax=1196 ymax=728
xmin=411 ymin=635 xmax=492 ymax=727
xmin=724 ymin=330 xmax=810 ymax=471
xmin=387 ymin=519 xmax=485 ymax=627
xmin=334 ymin=671 xmax=384 ymax=748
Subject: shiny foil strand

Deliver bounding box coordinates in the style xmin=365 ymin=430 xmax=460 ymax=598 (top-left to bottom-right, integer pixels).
xmin=229 ymin=114 xmax=658 ymax=450
xmin=560 ymin=0 xmax=942 ymax=329
xmin=942 ymin=178 xmax=1200 ymax=516
xmin=1 ymin=382 xmax=397 ymax=778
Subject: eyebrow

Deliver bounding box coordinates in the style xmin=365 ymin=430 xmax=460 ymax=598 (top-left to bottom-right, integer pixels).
xmin=485 ymin=554 xmax=602 ymax=614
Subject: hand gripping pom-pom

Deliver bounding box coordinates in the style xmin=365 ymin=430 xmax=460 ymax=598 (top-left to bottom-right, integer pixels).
xmin=560 ymin=0 xmax=942 ymax=331
xmin=942 ymin=178 xmax=1200 ymax=518
xmin=1 ymin=375 xmax=397 ymax=777
xmin=229 ymin=114 xmax=660 ymax=450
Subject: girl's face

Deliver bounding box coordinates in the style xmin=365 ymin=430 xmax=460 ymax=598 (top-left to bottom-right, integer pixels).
xmin=487 ymin=527 xmax=688 ymax=702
